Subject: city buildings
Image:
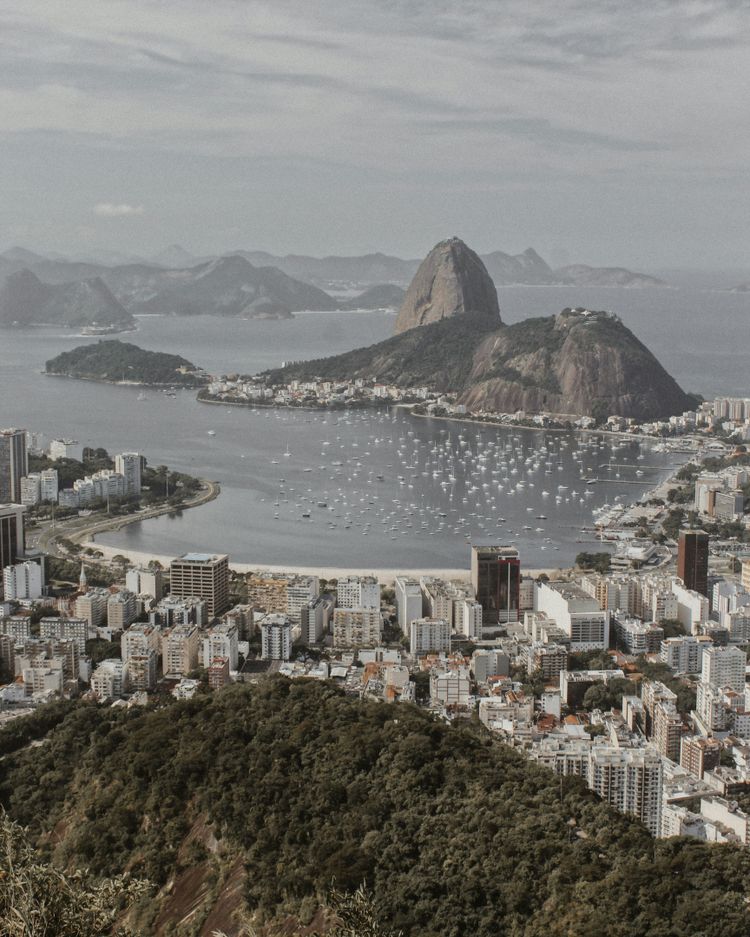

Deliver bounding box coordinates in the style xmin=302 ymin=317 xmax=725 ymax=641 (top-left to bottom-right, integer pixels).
xmin=0 ymin=504 xmax=25 ymax=578
xmin=333 ymin=607 xmax=382 ymax=648
xmin=74 ymin=588 xmax=109 ymax=629
xmin=169 ymin=553 xmax=229 ymax=618
xmin=39 ymin=617 xmax=89 ymax=652
xmin=49 ymin=439 xmax=83 ymax=462
xmin=409 ymin=617 xmax=451 ymax=656
xmin=286 ymin=576 xmax=320 ymax=624
xmin=660 ymin=635 xmax=713 ymax=674
xmin=471 ymin=545 xmax=520 ymax=624
xmin=2 ymin=561 xmax=42 ymax=601
xmin=535 ymin=581 xmax=610 ymax=650
xmin=114 ymin=452 xmax=143 ymax=496
xmin=125 ymin=566 xmax=164 ymax=600
xmin=586 ymin=747 xmax=664 ymax=836
xmin=0 ymin=429 xmax=28 ymax=504
xmin=202 ymin=621 xmax=239 ymax=670
xmin=336 ymin=575 xmax=379 ymax=609
xmin=259 ymin=614 xmax=292 ymax=661
xmin=162 ymin=623 xmax=200 ymax=678
xmin=300 ymin=596 xmax=333 ymax=645
xmin=677 ymin=531 xmax=709 ymax=597
xmin=395 ymin=577 xmax=423 ymax=636
xmin=107 ymin=590 xmax=138 ymax=630
xmin=701 ymin=645 xmax=746 ymax=693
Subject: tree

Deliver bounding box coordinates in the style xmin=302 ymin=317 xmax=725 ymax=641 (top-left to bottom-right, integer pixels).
xmin=0 ymin=813 xmax=148 ymax=937
xmin=574 ymin=552 xmax=611 ymax=574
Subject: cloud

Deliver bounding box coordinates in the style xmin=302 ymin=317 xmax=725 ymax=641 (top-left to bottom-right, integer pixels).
xmin=93 ymin=202 xmax=144 ymax=217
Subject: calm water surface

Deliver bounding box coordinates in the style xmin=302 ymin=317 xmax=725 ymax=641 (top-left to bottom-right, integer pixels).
xmin=1 ymin=285 xmax=747 ymax=568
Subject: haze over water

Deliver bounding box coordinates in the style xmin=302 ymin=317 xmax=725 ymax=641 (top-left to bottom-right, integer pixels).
xmin=1 ymin=284 xmax=746 ymax=568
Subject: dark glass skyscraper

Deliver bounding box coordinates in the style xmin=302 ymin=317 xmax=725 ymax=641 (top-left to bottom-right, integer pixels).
xmin=0 ymin=428 xmax=28 ymax=504
xmin=677 ymin=530 xmax=709 ymax=597
xmin=471 ymin=545 xmax=521 ymax=624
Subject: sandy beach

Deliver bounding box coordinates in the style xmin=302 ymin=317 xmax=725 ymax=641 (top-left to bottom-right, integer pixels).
xmin=83 ymin=541 xmax=565 ymax=583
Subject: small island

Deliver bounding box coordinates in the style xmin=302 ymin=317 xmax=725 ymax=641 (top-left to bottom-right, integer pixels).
xmin=45 ymin=340 xmax=210 ymax=387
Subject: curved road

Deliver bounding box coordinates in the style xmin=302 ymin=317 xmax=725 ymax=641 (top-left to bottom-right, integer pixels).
xmin=34 ymin=478 xmax=220 ymax=561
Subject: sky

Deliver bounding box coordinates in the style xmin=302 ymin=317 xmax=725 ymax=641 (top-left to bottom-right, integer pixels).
xmin=1 ymin=0 xmax=749 ymax=269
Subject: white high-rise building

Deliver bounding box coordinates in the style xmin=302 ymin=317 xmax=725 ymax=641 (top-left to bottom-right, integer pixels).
xmin=454 ymin=599 xmax=482 ymax=639
xmin=332 ymin=607 xmax=382 ymax=648
xmin=19 ymin=475 xmax=41 ymax=506
xmin=535 ymin=581 xmax=609 ymax=650
xmin=202 ymin=621 xmax=239 ymax=670
xmin=286 ymin=576 xmax=319 ymax=624
xmin=121 ymin=623 xmax=161 ymax=662
xmin=409 ymin=617 xmax=451 ymax=656
xmin=162 ymin=623 xmax=200 ymax=677
xmin=2 ymin=561 xmax=43 ymax=600
xmin=586 ymin=747 xmax=664 ymax=836
xmin=671 ymin=582 xmax=710 ymax=634
xmin=660 ymin=635 xmax=712 ymax=674
xmin=300 ymin=596 xmax=333 ymax=645
xmin=40 ymin=468 xmax=58 ymax=502
xmin=114 ymin=452 xmax=142 ymax=496
xmin=107 ymin=590 xmax=138 ymax=630
xmin=49 ymin=439 xmax=83 ymax=462
xmin=90 ymin=659 xmax=125 ymax=700
xmin=395 ymin=577 xmax=423 ymax=636
xmin=125 ymin=567 xmax=163 ymax=600
xmin=260 ymin=614 xmax=292 ymax=660
xmin=701 ymin=645 xmax=746 ymax=693
xmin=336 ymin=575 xmax=379 ymax=609
xmin=75 ymin=589 xmax=109 ymax=629
xmin=39 ymin=617 xmax=89 ymax=652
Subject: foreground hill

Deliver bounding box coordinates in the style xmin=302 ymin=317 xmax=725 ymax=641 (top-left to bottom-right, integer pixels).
xmin=1 ymin=681 xmax=748 ymax=937
xmin=45 ymin=340 xmax=209 ymax=386
xmin=0 ymin=269 xmax=135 ymax=330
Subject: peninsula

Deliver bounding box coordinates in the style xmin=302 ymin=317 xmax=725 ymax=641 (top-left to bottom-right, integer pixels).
xmin=263 ymin=238 xmax=695 ymax=422
xmin=45 ymin=340 xmax=210 ymax=387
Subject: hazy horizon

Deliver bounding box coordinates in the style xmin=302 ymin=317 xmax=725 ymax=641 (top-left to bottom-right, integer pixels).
xmin=2 ymin=1 xmax=749 ymax=270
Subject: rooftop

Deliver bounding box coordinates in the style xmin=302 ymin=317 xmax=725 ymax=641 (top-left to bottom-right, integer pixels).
xmin=175 ymin=552 xmax=227 ymax=564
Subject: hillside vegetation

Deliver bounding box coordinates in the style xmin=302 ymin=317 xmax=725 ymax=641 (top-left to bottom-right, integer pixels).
xmin=45 ymin=340 xmax=209 ymax=386
xmin=265 ymin=312 xmax=495 ymax=392
xmin=0 ymin=679 xmax=748 ymax=937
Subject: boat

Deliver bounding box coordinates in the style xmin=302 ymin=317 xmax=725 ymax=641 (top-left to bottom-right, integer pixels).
xmin=207 ymin=430 xmax=216 ymax=436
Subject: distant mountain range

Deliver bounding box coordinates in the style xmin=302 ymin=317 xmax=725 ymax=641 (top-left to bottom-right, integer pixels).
xmin=0 ymin=269 xmax=134 ymax=330
xmin=0 ymin=242 xmax=669 ymax=331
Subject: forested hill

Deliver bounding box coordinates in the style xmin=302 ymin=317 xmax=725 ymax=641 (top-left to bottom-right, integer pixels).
xmin=1 ymin=679 xmax=748 ymax=937
xmin=45 ymin=340 xmax=209 ymax=386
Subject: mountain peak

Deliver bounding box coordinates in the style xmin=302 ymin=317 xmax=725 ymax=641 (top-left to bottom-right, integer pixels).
xmin=394 ymin=238 xmax=501 ymax=334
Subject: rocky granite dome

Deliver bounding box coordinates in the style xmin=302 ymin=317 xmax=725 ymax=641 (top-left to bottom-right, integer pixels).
xmin=270 ymin=302 xmax=694 ymax=421
xmin=462 ymin=308 xmax=693 ymax=420
xmin=393 ymin=238 xmax=502 ymax=334
xmin=0 ymin=269 xmax=134 ymax=330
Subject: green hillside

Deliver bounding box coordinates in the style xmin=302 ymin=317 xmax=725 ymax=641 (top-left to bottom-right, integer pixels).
xmin=1 ymin=679 xmax=747 ymax=936
xmin=45 ymin=340 xmax=209 ymax=386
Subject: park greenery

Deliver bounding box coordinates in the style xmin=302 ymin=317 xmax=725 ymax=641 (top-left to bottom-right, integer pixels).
xmin=574 ymin=551 xmax=612 ymax=573
xmin=26 ymin=448 xmax=202 ymax=524
xmin=0 ymin=679 xmax=748 ymax=936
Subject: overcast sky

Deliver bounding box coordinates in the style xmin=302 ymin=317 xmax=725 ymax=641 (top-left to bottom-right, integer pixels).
xmin=1 ymin=0 xmax=748 ymax=268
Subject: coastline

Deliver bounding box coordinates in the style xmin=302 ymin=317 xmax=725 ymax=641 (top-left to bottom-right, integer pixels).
xmin=77 ymin=541 xmax=566 ymax=584
xmin=43 ymin=371 xmax=207 ymax=389
xmin=38 ymin=478 xmax=220 ymax=558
